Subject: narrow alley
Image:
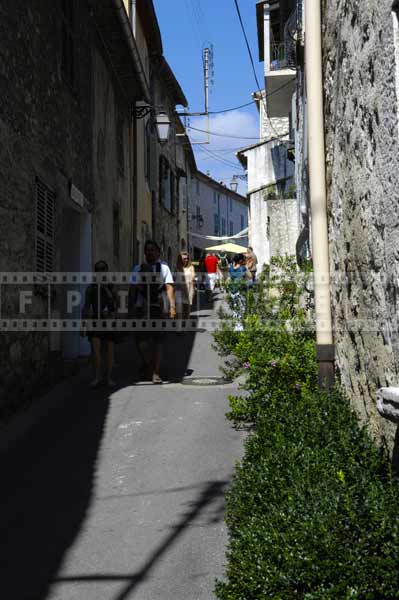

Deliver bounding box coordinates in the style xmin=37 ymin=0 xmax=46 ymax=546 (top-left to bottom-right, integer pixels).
xmin=0 ymin=292 xmax=245 ymax=600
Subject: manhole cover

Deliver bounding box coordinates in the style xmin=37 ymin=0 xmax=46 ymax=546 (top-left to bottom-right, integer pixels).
xmin=182 ymin=376 xmax=231 ymax=386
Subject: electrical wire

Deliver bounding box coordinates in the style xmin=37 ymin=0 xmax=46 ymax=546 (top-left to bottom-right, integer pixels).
xmin=180 ymin=80 xmax=295 ymax=120
xmin=188 ymin=125 xmax=260 ymax=140
xmin=232 ymin=0 xmax=292 ymax=142
xmin=196 ymin=145 xmax=243 ymax=168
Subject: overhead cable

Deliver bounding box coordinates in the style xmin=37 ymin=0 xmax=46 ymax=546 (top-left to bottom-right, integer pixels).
xmin=232 ymin=0 xmax=292 ymax=142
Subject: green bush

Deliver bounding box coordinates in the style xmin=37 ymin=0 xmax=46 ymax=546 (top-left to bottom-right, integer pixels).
xmin=215 ymin=388 xmax=399 ymax=599
xmin=214 ymin=256 xmax=399 ymax=599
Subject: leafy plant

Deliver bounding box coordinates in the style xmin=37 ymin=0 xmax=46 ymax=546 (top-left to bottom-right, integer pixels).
xmin=213 ymin=255 xmax=399 ymax=600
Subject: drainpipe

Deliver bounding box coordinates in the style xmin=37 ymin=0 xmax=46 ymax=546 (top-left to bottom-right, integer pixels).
xmin=113 ymin=0 xmax=150 ymax=103
xmin=132 ymin=105 xmax=138 ymax=265
xmin=304 ymin=0 xmax=335 ymax=387
xmin=130 ymin=0 xmax=137 ymax=36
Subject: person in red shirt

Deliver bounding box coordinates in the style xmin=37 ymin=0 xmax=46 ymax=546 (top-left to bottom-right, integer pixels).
xmin=204 ymin=253 xmax=219 ymax=294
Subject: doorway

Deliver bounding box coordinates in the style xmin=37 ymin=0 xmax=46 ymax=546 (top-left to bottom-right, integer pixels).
xmin=61 ymin=207 xmax=92 ymax=359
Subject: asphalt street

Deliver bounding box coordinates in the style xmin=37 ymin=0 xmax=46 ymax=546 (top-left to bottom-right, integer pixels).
xmin=0 ymin=291 xmax=245 ymax=600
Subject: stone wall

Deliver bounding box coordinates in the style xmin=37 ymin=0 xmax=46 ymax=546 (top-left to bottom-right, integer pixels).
xmin=268 ymin=198 xmax=299 ymax=259
xmin=0 ymin=0 xmax=93 ymax=418
xmin=322 ymin=0 xmax=399 ymax=447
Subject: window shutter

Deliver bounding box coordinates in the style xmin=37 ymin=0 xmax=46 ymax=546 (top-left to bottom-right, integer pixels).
xmin=35 ymin=178 xmax=55 ymax=272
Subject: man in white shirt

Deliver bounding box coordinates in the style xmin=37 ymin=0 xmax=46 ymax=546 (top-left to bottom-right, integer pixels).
xmin=131 ymin=240 xmax=176 ymax=383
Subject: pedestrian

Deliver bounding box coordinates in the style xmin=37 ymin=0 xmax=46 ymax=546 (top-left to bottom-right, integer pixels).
xmin=82 ymin=260 xmax=118 ymax=388
xmin=204 ymin=252 xmax=219 ymax=297
xmin=246 ymin=246 xmax=258 ymax=282
xmin=228 ymin=254 xmax=248 ymax=289
xmin=175 ymin=251 xmax=196 ymax=323
xmin=130 ymin=240 xmax=176 ymax=384
xmin=218 ymin=250 xmax=230 ymax=283
xmin=228 ymin=254 xmax=248 ymax=331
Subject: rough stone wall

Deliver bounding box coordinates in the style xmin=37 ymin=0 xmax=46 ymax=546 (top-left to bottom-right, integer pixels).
xmin=268 ymin=198 xmax=299 ymax=259
xmin=322 ymin=0 xmax=399 ymax=447
xmin=0 ymin=0 xmax=93 ymax=418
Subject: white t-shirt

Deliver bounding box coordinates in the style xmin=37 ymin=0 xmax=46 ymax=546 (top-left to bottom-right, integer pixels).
xmin=131 ymin=260 xmax=174 ymax=307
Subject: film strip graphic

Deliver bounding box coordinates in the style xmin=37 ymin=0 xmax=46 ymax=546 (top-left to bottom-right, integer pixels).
xmin=0 ymin=319 xmax=221 ymax=332
xmin=0 ymin=272 xmax=221 ymax=332
xmin=0 ymin=272 xmax=192 ymax=284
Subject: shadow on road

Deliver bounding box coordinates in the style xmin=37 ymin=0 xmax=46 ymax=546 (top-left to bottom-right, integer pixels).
xmin=0 ymin=289 xmax=224 ymax=599
xmin=52 ymin=478 xmax=230 ymax=600
xmin=0 ymin=383 xmax=111 ymax=600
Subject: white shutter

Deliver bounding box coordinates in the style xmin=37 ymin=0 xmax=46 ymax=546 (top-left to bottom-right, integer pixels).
xmin=35 ymin=178 xmax=55 ymax=272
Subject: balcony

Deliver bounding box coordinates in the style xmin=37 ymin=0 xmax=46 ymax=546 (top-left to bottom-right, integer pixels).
xmin=257 ymin=1 xmax=297 ymax=118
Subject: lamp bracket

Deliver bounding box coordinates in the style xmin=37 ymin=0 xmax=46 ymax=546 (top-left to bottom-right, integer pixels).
xmin=132 ymin=104 xmax=153 ymax=119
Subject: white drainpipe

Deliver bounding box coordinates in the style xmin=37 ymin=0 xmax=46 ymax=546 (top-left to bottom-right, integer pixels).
xmin=304 ymin=0 xmax=335 ymax=386
xmin=130 ymin=0 xmax=137 ymax=36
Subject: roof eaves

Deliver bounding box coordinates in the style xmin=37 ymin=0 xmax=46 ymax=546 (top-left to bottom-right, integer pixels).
xmin=136 ymin=0 xmax=163 ymax=57
xmin=160 ymin=58 xmax=188 ymax=108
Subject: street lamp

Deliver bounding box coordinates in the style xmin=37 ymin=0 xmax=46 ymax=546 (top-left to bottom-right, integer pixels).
xmin=154 ymin=111 xmax=171 ymax=143
xmin=229 ymin=177 xmax=238 ymax=193
xmin=132 ymin=104 xmax=171 ymax=143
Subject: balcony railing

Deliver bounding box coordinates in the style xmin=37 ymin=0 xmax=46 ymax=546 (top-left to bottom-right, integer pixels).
xmin=269 ymin=10 xmax=298 ymax=72
xmin=270 ymin=43 xmax=288 ymax=71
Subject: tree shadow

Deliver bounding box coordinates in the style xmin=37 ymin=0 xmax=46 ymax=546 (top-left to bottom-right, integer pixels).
xmin=0 ymin=381 xmax=111 ymax=600
xmin=52 ymin=478 xmax=231 ymax=600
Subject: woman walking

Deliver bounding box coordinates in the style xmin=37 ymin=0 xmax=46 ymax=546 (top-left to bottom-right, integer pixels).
xmin=82 ymin=260 xmax=118 ymax=388
xmin=176 ymin=251 xmax=196 ymax=323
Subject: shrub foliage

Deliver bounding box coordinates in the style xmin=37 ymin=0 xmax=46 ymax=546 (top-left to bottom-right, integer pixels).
xmin=214 ymin=257 xmax=399 ymax=599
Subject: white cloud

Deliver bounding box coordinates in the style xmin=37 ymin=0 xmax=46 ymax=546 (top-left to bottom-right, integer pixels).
xmin=186 ymin=109 xmax=259 ymax=194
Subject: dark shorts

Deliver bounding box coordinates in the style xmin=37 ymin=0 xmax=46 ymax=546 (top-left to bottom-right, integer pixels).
xmin=135 ymin=306 xmax=167 ymax=345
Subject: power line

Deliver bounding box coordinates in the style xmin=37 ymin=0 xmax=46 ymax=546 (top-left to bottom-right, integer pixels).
xmin=207 ymin=100 xmax=254 ymax=114
xmin=196 ymin=145 xmax=242 ymax=168
xmin=180 ymin=80 xmax=295 ymax=119
xmin=188 ymin=125 xmax=260 ymax=140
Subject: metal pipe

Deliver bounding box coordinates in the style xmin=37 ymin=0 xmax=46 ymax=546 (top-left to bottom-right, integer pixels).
xmin=113 ymin=0 xmax=150 ymax=103
xmin=304 ymin=0 xmax=334 ymax=387
xmin=130 ymin=0 xmax=137 ymax=35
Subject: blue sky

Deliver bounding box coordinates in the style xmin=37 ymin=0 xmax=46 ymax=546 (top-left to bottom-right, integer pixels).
xmin=152 ymin=0 xmax=264 ymax=194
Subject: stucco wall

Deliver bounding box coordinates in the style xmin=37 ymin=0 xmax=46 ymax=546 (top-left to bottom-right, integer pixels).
xmin=249 ymin=191 xmax=269 ymax=269
xmin=92 ymin=46 xmax=132 ymax=271
xmin=322 ymin=0 xmax=399 ymax=447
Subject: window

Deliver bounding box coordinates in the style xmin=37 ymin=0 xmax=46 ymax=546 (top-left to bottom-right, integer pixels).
xmin=229 ymin=198 xmax=233 ymax=212
xmin=196 ymin=179 xmax=200 ymax=194
xmin=61 ymin=0 xmax=75 ymax=87
xmin=196 ymin=205 xmax=201 ymax=220
xmin=116 ymin=111 xmax=124 ymax=178
xmin=170 ymin=171 xmax=176 ymax=213
xmin=159 ymin=156 xmax=172 ymax=211
xmin=229 ymin=221 xmax=234 ymax=236
xmin=221 ymin=218 xmax=226 ymax=236
xmin=214 ymin=214 xmax=219 ymax=235
xmin=35 ymin=178 xmax=55 ymax=272
xmin=144 ymin=119 xmax=154 ymax=182
xmin=240 ymin=214 xmax=245 ymax=230
xmin=113 ymin=206 xmax=120 ymax=260
xmin=213 ymin=191 xmax=217 ymax=205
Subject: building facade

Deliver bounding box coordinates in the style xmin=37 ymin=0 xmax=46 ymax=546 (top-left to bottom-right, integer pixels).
xmin=0 ymin=0 xmax=158 ymax=417
xmin=188 ymin=171 xmax=248 ymax=259
xmin=236 ymin=0 xmax=299 ymax=270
